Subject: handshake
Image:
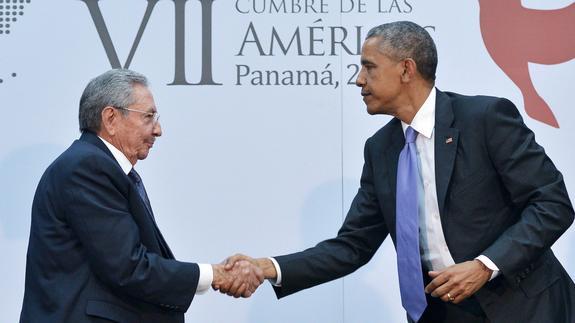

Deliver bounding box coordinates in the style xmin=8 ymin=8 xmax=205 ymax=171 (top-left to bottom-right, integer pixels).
xmin=211 ymin=254 xmax=277 ymax=298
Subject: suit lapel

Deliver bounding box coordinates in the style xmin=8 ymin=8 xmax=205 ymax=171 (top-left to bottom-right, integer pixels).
xmin=385 ymin=119 xmax=405 ymax=205
xmin=81 ymin=131 xmax=175 ymax=258
xmin=434 ymin=90 xmax=459 ymax=216
xmin=131 ymin=182 xmax=175 ymax=258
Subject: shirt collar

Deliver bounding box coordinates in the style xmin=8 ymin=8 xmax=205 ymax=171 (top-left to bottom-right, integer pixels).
xmin=98 ymin=136 xmax=133 ymax=175
xmin=401 ymin=87 xmax=436 ymax=139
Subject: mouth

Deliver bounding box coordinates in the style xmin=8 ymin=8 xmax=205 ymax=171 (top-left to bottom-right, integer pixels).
xmin=361 ymin=92 xmax=371 ymax=101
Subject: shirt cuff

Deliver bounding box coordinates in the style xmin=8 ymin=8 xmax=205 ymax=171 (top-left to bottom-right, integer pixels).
xmin=195 ymin=263 xmax=213 ymax=294
xmin=268 ymin=257 xmax=282 ymax=286
xmin=475 ymin=255 xmax=500 ymax=280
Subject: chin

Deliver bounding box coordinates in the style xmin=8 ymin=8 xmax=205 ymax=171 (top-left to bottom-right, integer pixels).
xmin=138 ymin=151 xmax=150 ymax=160
xmin=366 ymin=103 xmax=390 ymax=116
xmin=366 ymin=106 xmax=382 ymax=115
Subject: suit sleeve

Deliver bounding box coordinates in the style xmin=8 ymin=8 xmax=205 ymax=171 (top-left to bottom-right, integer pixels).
xmin=480 ymin=98 xmax=574 ymax=284
xmin=63 ymin=156 xmax=199 ymax=312
xmin=273 ymin=138 xmax=389 ymax=298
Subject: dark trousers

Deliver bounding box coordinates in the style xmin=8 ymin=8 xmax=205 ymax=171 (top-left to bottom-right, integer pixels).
xmin=411 ymin=294 xmax=488 ymax=323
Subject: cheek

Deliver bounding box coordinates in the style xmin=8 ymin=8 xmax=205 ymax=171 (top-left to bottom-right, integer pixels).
xmin=140 ymin=132 xmax=153 ymax=147
xmin=370 ymin=83 xmax=388 ymax=98
xmin=375 ymin=76 xmax=398 ymax=93
xmin=138 ymin=135 xmax=149 ymax=148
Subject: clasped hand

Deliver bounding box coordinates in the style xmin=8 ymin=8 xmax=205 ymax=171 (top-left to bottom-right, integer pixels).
xmin=424 ymin=260 xmax=492 ymax=304
xmin=211 ymin=258 xmax=264 ymax=298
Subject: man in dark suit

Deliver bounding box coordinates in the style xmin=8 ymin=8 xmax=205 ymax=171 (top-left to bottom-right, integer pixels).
xmin=222 ymin=21 xmax=575 ymax=322
xmin=20 ymin=69 xmax=263 ymax=323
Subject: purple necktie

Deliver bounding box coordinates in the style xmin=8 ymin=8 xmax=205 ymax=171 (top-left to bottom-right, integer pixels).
xmin=396 ymin=126 xmax=427 ymax=322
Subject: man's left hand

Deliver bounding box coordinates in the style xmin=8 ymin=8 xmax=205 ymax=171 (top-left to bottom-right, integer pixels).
xmin=424 ymin=260 xmax=492 ymax=304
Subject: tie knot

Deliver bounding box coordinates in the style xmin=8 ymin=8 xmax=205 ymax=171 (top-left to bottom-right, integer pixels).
xmin=405 ymin=126 xmax=418 ymax=143
xmin=128 ymin=169 xmax=141 ymax=184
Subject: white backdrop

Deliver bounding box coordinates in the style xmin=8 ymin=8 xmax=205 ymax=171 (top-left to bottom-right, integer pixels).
xmin=1 ymin=0 xmax=574 ymax=322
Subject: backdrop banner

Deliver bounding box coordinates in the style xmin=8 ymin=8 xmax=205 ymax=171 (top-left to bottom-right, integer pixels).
xmin=1 ymin=1 xmax=573 ymax=322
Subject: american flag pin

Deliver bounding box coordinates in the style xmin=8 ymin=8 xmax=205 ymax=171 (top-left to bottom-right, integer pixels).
xmin=445 ymin=137 xmax=453 ymax=144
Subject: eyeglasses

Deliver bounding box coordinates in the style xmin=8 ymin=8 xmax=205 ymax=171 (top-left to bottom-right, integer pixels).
xmin=114 ymin=107 xmax=160 ymax=125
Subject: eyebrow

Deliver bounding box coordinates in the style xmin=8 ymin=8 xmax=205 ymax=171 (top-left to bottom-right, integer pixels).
xmin=361 ymin=59 xmax=375 ymax=66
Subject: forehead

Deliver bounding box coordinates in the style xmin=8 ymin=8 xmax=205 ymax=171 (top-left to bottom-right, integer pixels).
xmin=361 ymin=37 xmax=392 ymax=63
xmin=363 ymin=36 xmax=384 ymax=50
xmin=130 ymin=84 xmax=156 ymax=110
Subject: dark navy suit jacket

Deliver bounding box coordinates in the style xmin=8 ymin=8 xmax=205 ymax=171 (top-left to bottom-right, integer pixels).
xmin=20 ymin=131 xmax=199 ymax=323
xmin=272 ymin=90 xmax=575 ymax=322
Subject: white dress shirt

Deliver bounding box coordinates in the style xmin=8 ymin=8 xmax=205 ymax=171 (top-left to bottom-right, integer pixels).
xmin=399 ymin=88 xmax=498 ymax=278
xmin=98 ymin=136 xmax=213 ymax=294
xmin=400 ymin=88 xmax=456 ymax=272
xmin=271 ymin=88 xmax=498 ymax=285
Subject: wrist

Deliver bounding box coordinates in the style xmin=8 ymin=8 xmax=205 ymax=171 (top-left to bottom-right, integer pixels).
xmin=474 ymin=259 xmax=493 ymax=275
xmin=211 ymin=264 xmax=225 ymax=287
xmin=255 ymin=258 xmax=277 ymax=280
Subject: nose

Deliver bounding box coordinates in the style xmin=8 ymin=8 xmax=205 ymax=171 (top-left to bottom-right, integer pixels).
xmin=153 ymin=121 xmax=162 ymax=137
xmin=355 ymin=66 xmax=366 ymax=87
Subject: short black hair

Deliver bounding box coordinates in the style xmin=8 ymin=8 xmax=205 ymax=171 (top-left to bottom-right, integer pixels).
xmin=367 ymin=21 xmax=438 ymax=82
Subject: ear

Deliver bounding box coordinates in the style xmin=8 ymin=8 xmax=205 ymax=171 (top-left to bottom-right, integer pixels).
xmin=100 ymin=106 xmax=118 ymax=136
xmin=400 ymin=58 xmax=418 ymax=83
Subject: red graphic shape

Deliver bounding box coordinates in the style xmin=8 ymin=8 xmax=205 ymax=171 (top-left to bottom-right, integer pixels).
xmin=479 ymin=0 xmax=575 ymax=128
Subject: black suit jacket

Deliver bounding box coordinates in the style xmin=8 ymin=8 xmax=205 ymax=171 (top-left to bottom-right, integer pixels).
xmin=20 ymin=132 xmax=199 ymax=323
xmin=273 ymin=90 xmax=575 ymax=322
